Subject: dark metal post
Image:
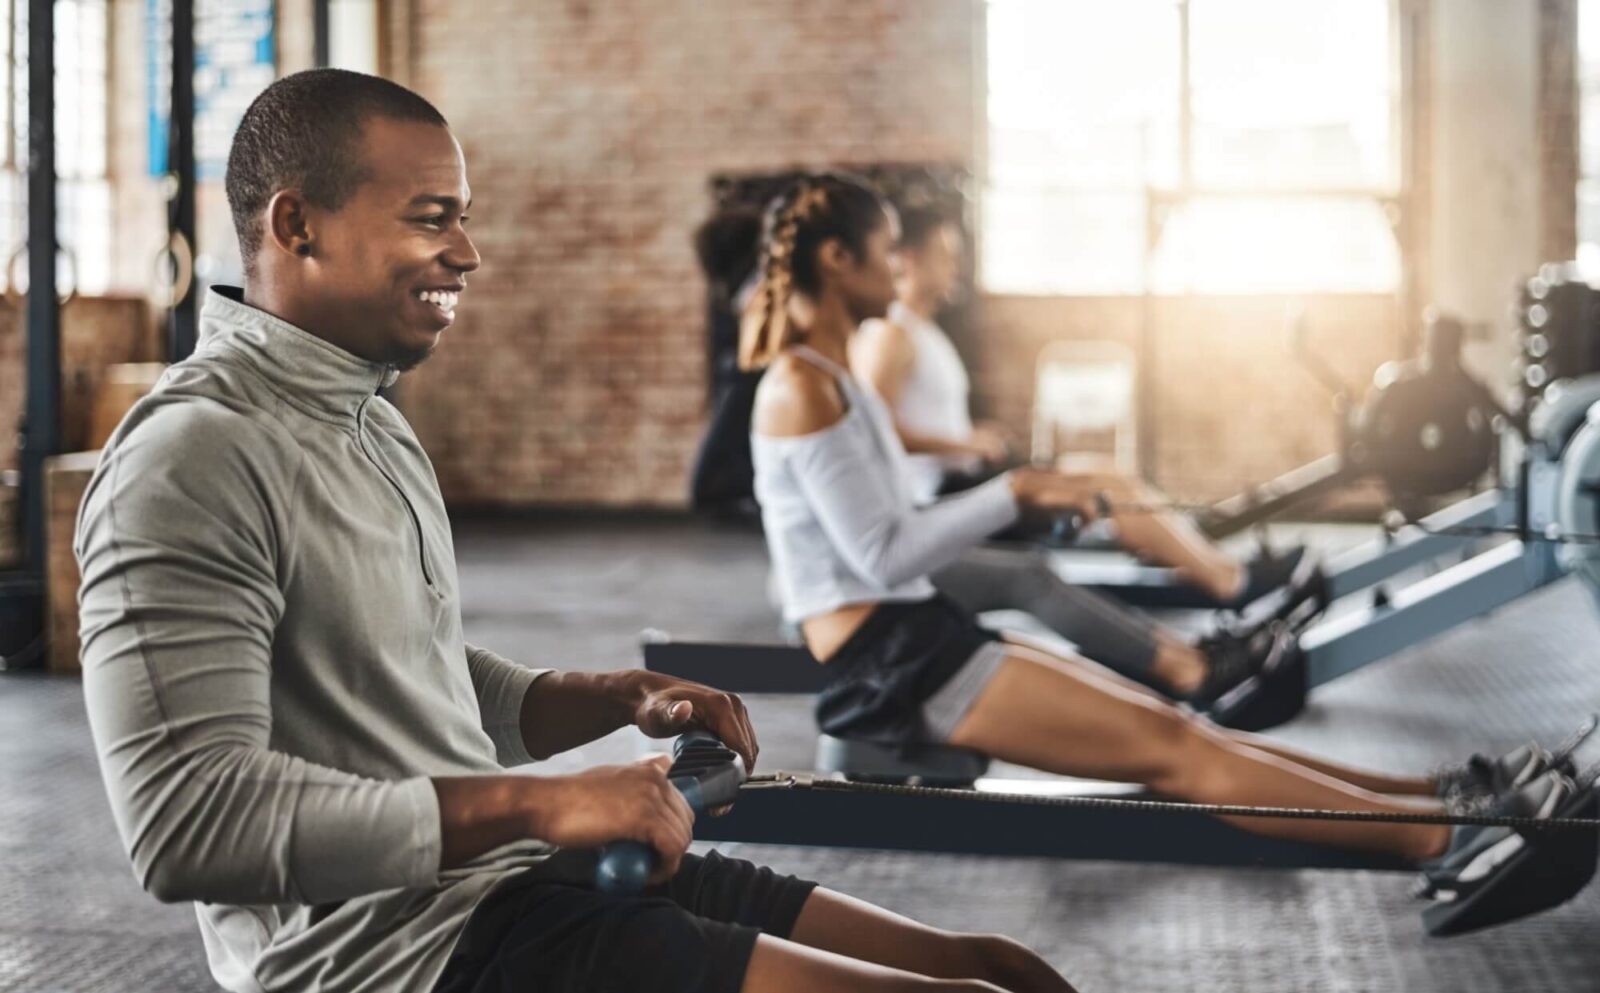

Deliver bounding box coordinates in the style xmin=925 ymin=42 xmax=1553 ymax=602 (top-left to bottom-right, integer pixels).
xmin=21 ymin=0 xmax=58 ymax=576
xmin=313 ymin=0 xmax=331 ymax=68
xmin=2 ymin=0 xmax=58 ymax=669
xmin=168 ymin=0 xmax=197 ymax=360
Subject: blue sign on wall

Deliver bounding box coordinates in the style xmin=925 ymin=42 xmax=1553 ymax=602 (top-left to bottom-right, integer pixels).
xmin=148 ymin=0 xmax=275 ymax=180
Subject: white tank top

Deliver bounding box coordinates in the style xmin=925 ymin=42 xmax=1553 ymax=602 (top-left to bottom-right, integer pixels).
xmin=750 ymin=347 xmax=1019 ymax=624
xmin=863 ymin=301 xmax=975 ymax=503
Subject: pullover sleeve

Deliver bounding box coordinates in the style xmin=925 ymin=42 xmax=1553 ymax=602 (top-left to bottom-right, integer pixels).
xmin=464 ymin=644 xmax=551 ymax=767
xmin=75 ymin=405 xmax=442 ymax=906
xmin=786 ymin=424 xmax=1020 ymax=590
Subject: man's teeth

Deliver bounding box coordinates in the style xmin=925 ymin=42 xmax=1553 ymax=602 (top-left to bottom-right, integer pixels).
xmin=417 ymin=290 xmax=459 ymax=311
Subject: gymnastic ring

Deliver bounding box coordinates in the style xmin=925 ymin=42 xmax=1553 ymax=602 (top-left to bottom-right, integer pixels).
xmin=4 ymin=242 xmax=80 ymax=308
xmin=150 ymin=230 xmax=195 ymax=310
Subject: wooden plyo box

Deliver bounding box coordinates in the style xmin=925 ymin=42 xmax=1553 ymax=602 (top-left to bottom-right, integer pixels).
xmin=89 ymin=362 xmax=165 ymax=449
xmin=45 ymin=452 xmax=101 ymax=675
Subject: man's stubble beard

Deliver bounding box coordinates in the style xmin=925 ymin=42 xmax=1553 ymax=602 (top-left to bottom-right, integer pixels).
xmin=386 ymin=338 xmax=438 ymax=373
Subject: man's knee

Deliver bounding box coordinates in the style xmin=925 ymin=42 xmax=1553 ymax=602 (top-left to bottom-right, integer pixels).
xmin=592 ymin=901 xmax=721 ymax=993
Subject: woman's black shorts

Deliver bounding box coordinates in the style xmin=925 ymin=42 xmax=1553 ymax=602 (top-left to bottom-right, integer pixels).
xmin=815 ymin=594 xmax=1000 ymax=744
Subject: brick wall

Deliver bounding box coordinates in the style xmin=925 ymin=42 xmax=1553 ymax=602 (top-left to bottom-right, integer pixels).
xmin=400 ymin=0 xmax=979 ymax=506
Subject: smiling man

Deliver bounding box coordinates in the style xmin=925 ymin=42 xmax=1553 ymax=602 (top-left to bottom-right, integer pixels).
xmin=74 ymin=70 xmax=1073 ymax=993
xmin=224 ymin=71 xmax=470 ymax=369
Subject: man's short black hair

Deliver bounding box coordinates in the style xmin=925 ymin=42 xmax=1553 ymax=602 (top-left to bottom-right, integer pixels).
xmin=225 ymin=68 xmax=449 ymax=276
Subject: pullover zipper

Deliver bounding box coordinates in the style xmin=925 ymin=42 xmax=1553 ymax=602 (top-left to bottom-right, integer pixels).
xmin=356 ymin=389 xmax=436 ymax=590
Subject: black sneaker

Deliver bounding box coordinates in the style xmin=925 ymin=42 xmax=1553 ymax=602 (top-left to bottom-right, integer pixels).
xmin=1435 ymin=746 xmax=1555 ymax=815
xmin=1418 ymin=768 xmax=1600 ymax=937
xmin=1433 ymin=715 xmax=1596 ymax=812
xmin=1219 ymin=545 xmax=1309 ymax=611
xmin=1206 ymin=623 xmax=1309 ymax=732
xmin=1190 ymin=621 xmax=1280 ymax=709
xmin=1422 ymin=766 xmax=1571 ymax=887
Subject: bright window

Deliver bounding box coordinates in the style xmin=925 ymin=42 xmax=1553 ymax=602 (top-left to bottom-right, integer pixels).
xmin=330 ymin=0 xmax=378 ymax=75
xmin=3 ymin=0 xmax=111 ymax=296
xmin=1577 ymin=0 xmax=1600 ymax=273
xmin=984 ymin=0 xmax=1402 ymax=295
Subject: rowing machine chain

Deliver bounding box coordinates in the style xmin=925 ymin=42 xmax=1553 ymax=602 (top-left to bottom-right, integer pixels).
xmin=742 ymin=772 xmax=1600 ymax=833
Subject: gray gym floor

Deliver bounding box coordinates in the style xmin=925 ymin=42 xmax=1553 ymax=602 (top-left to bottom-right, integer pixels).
xmin=4 ymin=516 xmax=1599 ymax=992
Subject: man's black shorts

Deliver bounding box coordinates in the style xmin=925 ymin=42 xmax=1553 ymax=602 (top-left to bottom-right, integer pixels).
xmin=432 ymin=850 xmax=819 ymax=993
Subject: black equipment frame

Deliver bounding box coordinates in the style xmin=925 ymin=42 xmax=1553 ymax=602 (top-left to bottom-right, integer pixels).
xmin=1 ymin=0 xmax=59 ymax=670
xmin=702 ymin=778 xmax=1410 ymax=872
xmin=167 ymin=0 xmax=197 ymax=361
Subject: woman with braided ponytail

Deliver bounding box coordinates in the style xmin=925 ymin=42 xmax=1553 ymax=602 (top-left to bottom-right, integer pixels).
xmin=746 ymin=172 xmax=1589 ymax=926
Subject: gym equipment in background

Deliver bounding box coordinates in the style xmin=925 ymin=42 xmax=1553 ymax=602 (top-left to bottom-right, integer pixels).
xmin=1290 ymin=357 xmax=1600 ymax=686
xmin=1031 ymin=340 xmax=1139 ymax=474
xmin=1057 ymin=309 xmax=1507 ymax=610
xmin=1204 ymin=309 xmax=1501 ymax=537
xmin=1051 ymin=359 xmax=1600 ymax=690
xmin=1516 ymin=263 xmax=1600 ymax=411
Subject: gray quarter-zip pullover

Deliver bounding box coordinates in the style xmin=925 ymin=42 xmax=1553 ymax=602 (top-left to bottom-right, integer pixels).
xmin=76 ymin=286 xmax=554 ymax=993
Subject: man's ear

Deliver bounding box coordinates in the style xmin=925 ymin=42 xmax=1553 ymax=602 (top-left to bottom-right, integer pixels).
xmin=265 ymin=190 xmax=315 ymax=260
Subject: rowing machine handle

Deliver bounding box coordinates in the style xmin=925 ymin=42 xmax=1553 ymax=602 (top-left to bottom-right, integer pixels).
xmin=595 ymin=731 xmax=747 ymax=894
xmin=1045 ymin=492 xmax=1113 ymax=546
xmin=1047 ymin=510 xmax=1087 ymax=546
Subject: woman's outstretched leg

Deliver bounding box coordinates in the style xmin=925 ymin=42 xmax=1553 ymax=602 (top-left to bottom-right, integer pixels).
xmin=1231 ymin=731 xmax=1437 ymax=797
xmin=932 ymin=547 xmax=1208 ymax=694
xmin=1080 ymin=472 xmax=1244 ymax=602
xmin=945 ymin=643 xmax=1450 ymax=860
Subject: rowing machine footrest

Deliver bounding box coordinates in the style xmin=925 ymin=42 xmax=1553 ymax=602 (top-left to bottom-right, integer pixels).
xmin=1421 ymin=787 xmax=1600 ymax=937
xmin=815 ymin=734 xmax=989 ymax=787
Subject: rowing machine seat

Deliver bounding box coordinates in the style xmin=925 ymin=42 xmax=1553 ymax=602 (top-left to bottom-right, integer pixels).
xmin=815 ymin=734 xmax=989 ymax=787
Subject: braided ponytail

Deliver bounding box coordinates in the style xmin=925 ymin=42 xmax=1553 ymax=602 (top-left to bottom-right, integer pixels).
xmin=737 ymin=185 xmax=802 ymax=370
xmin=737 ymin=172 xmax=890 ymax=370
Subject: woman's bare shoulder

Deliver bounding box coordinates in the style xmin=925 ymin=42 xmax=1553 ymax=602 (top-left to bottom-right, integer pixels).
xmin=753 ymin=353 xmax=848 ymax=438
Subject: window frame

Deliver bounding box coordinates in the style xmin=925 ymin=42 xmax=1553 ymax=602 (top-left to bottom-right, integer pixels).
xmin=979 ymin=0 xmax=1408 ymax=297
xmin=1574 ymin=0 xmax=1600 ymax=275
xmin=1 ymin=0 xmax=112 ymax=296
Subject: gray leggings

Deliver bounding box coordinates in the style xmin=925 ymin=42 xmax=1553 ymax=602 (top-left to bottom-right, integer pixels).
xmin=930 ymin=546 xmax=1161 ymax=681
